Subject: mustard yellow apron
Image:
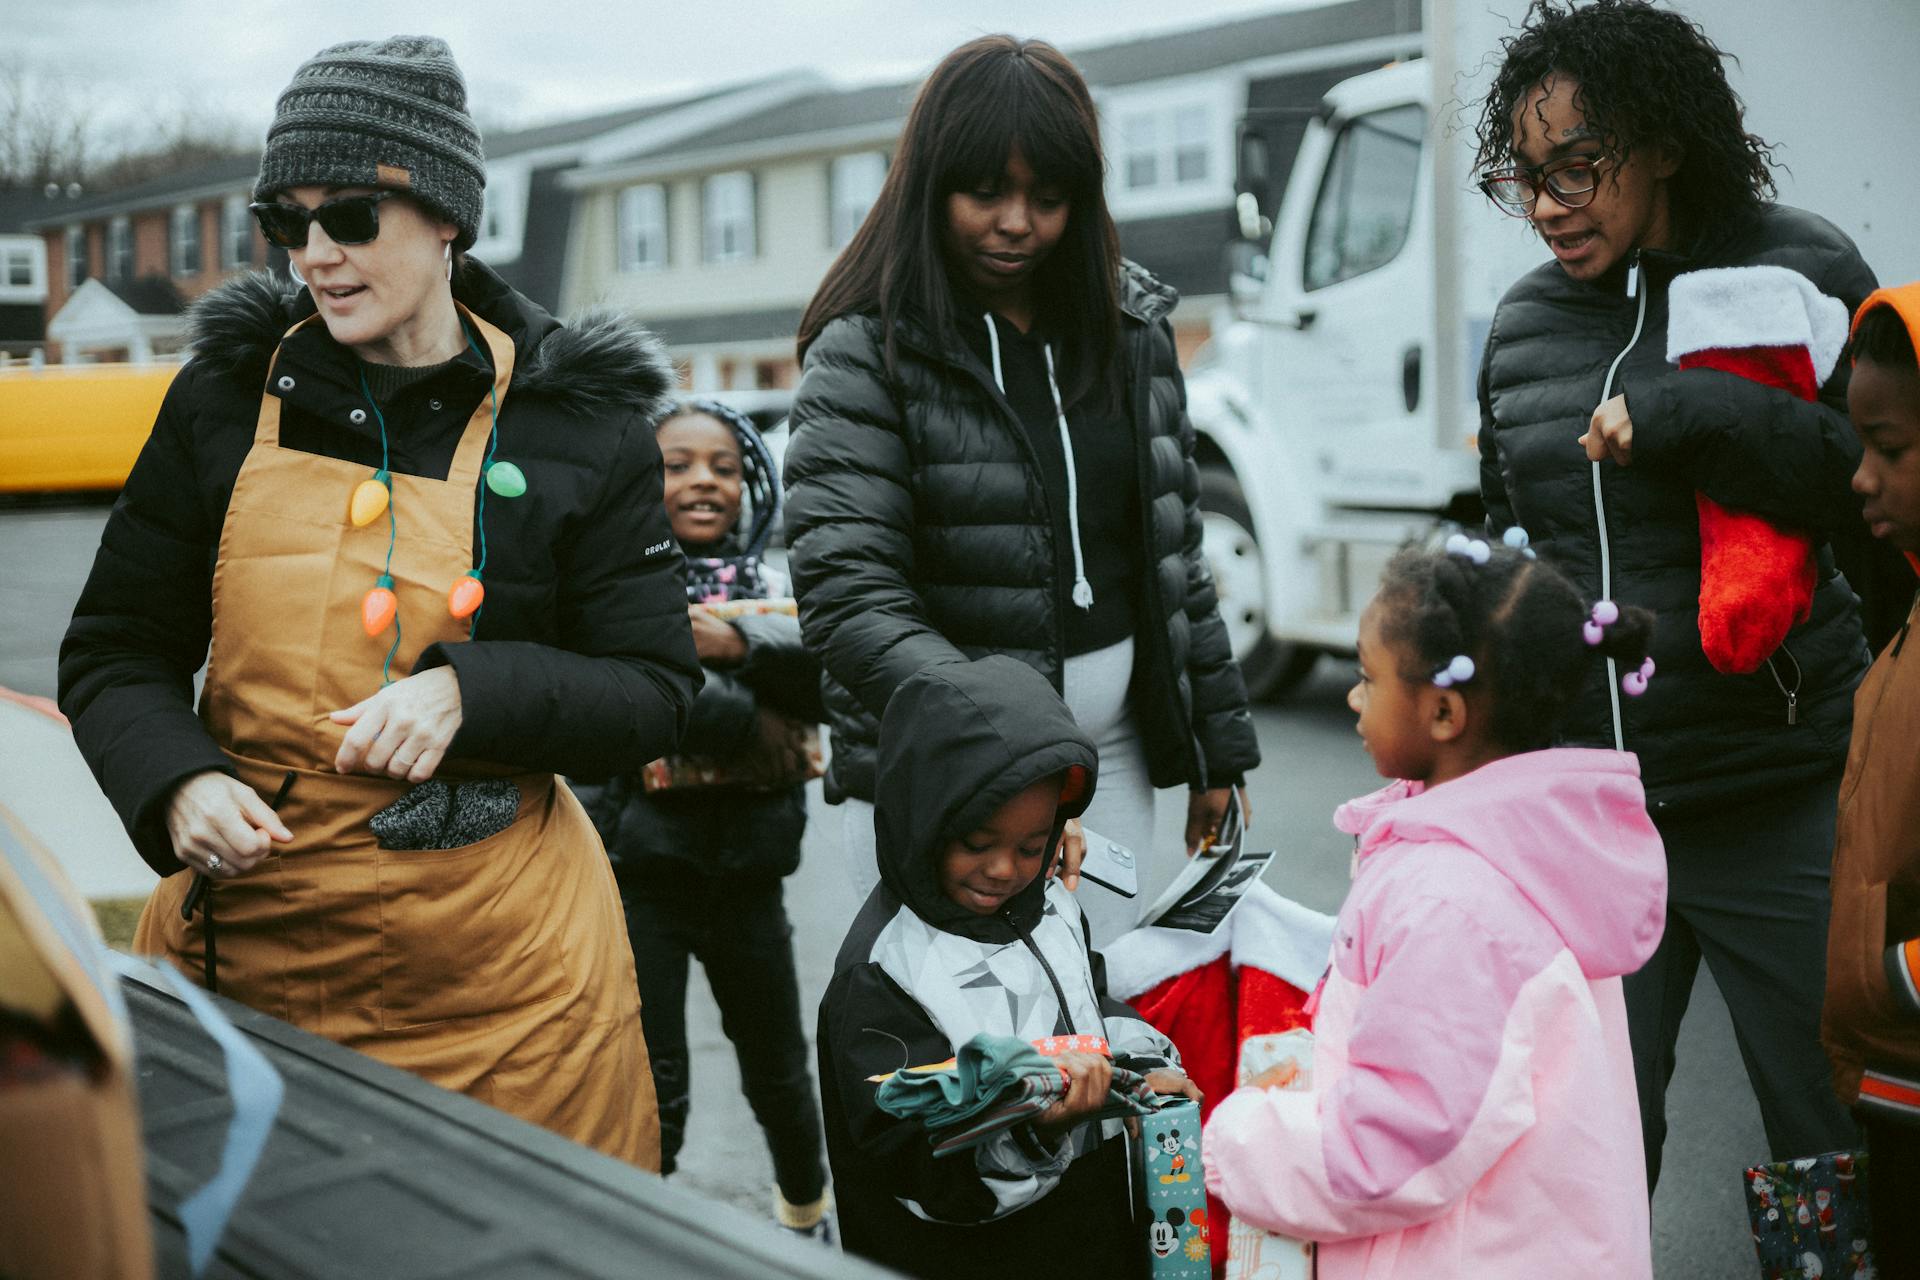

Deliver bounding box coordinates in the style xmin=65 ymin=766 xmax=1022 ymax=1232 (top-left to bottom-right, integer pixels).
xmin=134 ymin=310 xmax=659 ymax=1169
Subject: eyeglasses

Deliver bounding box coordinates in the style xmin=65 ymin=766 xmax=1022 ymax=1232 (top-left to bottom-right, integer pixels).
xmin=250 ymin=192 xmax=401 ymax=249
xmin=1479 ymin=153 xmax=1613 ymax=216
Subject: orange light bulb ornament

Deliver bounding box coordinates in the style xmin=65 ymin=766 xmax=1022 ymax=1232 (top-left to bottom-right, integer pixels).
xmin=349 ymin=470 xmax=391 ymax=527
xmin=447 ymin=571 xmax=485 ymax=620
xmin=362 ymin=574 xmax=398 ymax=636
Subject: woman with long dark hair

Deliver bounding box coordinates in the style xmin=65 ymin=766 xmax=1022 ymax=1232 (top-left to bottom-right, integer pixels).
xmin=785 ymin=35 xmax=1259 ymax=944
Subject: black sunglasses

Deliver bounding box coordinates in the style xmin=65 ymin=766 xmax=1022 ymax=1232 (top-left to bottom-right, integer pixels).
xmin=250 ymin=191 xmax=401 ymax=249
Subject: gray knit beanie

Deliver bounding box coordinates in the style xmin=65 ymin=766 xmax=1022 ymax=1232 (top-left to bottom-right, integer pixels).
xmin=255 ymin=36 xmax=486 ymax=250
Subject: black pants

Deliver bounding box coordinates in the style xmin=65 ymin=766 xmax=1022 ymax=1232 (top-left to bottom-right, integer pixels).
xmin=1865 ymin=1113 xmax=1920 ymax=1273
xmin=1626 ymin=772 xmax=1860 ymax=1191
xmin=619 ymin=873 xmax=826 ymax=1205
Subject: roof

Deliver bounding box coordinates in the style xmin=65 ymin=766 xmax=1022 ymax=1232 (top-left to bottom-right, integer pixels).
xmin=484 ymin=79 xmax=764 ymax=157
xmin=23 ymin=152 xmax=259 ymax=229
xmin=0 ymin=187 xmax=60 ymax=235
xmin=583 ymin=0 xmax=1417 ymax=172
xmin=648 ymin=79 xmax=914 ymax=157
xmin=1073 ymin=0 xmax=1418 ymax=86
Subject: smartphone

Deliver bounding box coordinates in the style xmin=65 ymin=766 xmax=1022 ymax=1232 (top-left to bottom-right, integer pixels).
xmin=1075 ymin=827 xmax=1139 ymax=898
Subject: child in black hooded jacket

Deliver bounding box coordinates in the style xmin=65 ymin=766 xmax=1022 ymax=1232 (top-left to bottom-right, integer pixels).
xmin=818 ymin=656 xmax=1197 ymax=1279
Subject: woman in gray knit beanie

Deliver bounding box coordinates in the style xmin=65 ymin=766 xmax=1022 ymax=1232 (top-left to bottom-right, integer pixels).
xmin=250 ymin=34 xmax=487 ymax=365
xmin=60 ymin=34 xmax=695 ymax=1174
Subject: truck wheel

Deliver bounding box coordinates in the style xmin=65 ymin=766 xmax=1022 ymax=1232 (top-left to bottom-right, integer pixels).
xmin=1198 ymin=465 xmax=1320 ymax=701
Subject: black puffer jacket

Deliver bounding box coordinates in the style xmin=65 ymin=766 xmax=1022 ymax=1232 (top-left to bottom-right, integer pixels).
xmin=574 ymin=607 xmax=826 ymax=880
xmin=1478 ymin=204 xmax=1876 ymax=821
xmin=784 ymin=262 xmax=1260 ymax=803
xmin=59 ymin=260 xmax=702 ymax=875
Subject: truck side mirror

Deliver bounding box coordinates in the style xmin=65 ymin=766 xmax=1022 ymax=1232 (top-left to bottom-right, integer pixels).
xmin=1225 ymin=240 xmax=1270 ymax=317
xmin=1236 ymin=129 xmax=1272 ymax=196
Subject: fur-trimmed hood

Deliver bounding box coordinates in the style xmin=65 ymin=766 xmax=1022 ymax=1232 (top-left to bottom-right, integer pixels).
xmin=185 ymin=257 xmax=674 ymax=423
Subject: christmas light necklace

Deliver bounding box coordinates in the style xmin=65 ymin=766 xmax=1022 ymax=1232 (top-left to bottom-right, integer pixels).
xmin=350 ymin=320 xmax=524 ymax=682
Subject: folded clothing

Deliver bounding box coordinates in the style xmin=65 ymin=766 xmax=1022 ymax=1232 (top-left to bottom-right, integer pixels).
xmin=369 ymin=779 xmax=520 ymax=851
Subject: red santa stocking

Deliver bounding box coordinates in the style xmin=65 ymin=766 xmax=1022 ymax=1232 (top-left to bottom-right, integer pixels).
xmin=1666 ymin=266 xmax=1850 ymax=674
xmin=1105 ymin=885 xmax=1333 ymax=1279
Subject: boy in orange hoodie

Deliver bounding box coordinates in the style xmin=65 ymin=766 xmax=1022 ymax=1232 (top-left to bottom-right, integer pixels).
xmin=1822 ymin=282 xmax=1920 ymax=1270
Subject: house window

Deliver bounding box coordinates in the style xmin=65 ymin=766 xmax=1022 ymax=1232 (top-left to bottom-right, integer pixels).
xmin=1302 ymin=105 xmax=1424 ymax=292
xmin=6 ymin=249 xmax=32 ymax=287
xmin=617 ymin=183 xmax=668 ymax=273
xmin=222 ymin=196 xmax=253 ymax=269
xmin=702 ymin=171 xmax=755 ymax=264
xmin=66 ymin=225 xmax=86 ymax=288
xmin=107 ymin=217 xmax=132 ymax=282
xmin=171 ymin=203 xmax=202 ymax=277
xmin=1122 ymin=103 xmax=1214 ymax=192
xmin=828 ymin=151 xmax=886 ymax=248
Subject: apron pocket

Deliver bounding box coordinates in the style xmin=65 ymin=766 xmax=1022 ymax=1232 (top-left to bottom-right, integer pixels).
xmin=374 ymin=794 xmax=572 ymax=1031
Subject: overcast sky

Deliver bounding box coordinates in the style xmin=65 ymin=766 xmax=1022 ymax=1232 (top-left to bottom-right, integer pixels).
xmin=18 ymin=0 xmax=1329 ymax=148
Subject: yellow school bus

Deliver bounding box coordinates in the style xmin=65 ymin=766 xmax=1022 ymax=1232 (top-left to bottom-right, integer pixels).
xmin=0 ymin=363 xmax=180 ymax=493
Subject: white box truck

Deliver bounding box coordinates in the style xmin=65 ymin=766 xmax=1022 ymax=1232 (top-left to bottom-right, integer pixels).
xmin=1189 ymin=0 xmax=1920 ymax=696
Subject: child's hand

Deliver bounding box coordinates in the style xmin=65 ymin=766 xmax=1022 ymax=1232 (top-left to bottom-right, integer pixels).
xmin=741 ymin=707 xmax=814 ymax=779
xmin=1250 ymin=1059 xmax=1302 ymax=1091
xmin=1035 ymin=1051 xmax=1112 ymax=1137
xmin=1051 ymin=817 xmax=1086 ymax=891
xmin=1144 ymin=1068 xmax=1203 ymax=1103
xmin=688 ymin=605 xmax=748 ymax=666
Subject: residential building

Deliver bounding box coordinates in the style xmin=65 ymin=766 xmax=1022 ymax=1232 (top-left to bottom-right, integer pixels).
xmin=23 ymin=74 xmax=813 ymax=363
xmin=26 ymin=153 xmax=264 ymax=363
xmin=0 ymin=189 xmax=52 ymax=362
xmin=561 ymin=0 xmax=1422 ymax=389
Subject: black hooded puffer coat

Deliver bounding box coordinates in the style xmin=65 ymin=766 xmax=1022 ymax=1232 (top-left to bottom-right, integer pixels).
xmin=59 ymin=260 xmax=702 ymax=875
xmin=1478 ymin=204 xmax=1876 ymax=821
xmin=783 ymin=261 xmax=1259 ymax=804
xmin=818 ymin=656 xmax=1175 ymax=1280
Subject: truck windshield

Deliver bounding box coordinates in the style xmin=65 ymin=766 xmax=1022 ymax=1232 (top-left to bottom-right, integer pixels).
xmin=1303 ymin=104 xmax=1425 ymax=292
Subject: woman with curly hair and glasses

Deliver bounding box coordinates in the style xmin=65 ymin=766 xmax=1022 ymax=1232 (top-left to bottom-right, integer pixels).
xmin=1471 ymin=0 xmax=1877 ymax=1190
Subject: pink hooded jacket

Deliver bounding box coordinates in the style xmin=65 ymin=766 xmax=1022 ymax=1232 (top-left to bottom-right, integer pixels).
xmin=1204 ymin=749 xmax=1666 ymax=1278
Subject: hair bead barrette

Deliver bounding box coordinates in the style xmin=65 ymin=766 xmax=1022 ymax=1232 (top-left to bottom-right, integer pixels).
xmin=1444 ymin=533 xmax=1492 ymax=565
xmin=1501 ymin=525 xmax=1539 ymax=559
xmin=1582 ymin=599 xmax=1621 ymax=646
xmin=1621 ymin=657 xmax=1657 ymax=698
xmin=1432 ymin=654 xmax=1476 ymax=688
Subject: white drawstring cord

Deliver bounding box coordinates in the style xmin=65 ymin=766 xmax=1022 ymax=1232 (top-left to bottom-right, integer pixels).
xmin=983 ymin=314 xmax=1094 ymax=611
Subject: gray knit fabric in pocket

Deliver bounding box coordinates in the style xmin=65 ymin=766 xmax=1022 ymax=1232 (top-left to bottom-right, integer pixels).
xmin=369 ymin=779 xmax=521 ymax=851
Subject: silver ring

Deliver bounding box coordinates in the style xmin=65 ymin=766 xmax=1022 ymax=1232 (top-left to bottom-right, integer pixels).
xmin=206 ymin=854 xmax=224 ymax=872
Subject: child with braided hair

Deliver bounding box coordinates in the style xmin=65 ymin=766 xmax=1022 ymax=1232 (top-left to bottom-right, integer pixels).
xmin=1205 ymin=537 xmax=1668 ymax=1278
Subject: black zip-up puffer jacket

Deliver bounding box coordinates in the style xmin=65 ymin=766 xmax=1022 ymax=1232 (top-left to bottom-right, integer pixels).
xmin=1478 ymin=203 xmax=1876 ymax=821
xmin=784 ymin=261 xmax=1260 ymax=803
xmin=59 ymin=261 xmax=702 ymax=875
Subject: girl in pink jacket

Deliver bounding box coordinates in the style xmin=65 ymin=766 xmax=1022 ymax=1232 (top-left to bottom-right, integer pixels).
xmin=1206 ymin=536 xmax=1667 ymax=1277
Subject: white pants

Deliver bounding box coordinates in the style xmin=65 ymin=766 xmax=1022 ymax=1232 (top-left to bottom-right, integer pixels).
xmin=839 ymin=637 xmax=1159 ymax=948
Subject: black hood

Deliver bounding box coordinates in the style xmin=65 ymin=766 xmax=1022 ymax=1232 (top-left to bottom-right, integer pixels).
xmin=873 ymin=657 xmax=1097 ymax=942
xmin=184 ymin=257 xmax=675 ymax=423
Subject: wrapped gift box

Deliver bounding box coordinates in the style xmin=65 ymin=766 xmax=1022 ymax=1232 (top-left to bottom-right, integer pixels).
xmin=1140 ymin=1097 xmax=1212 ymax=1278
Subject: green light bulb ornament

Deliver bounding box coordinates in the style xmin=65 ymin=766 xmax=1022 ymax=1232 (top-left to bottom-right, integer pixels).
xmin=485 ymin=462 xmax=526 ymax=498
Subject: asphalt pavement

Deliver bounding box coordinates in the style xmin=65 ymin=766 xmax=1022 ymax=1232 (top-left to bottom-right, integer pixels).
xmin=0 ymin=502 xmax=1770 ymax=1276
